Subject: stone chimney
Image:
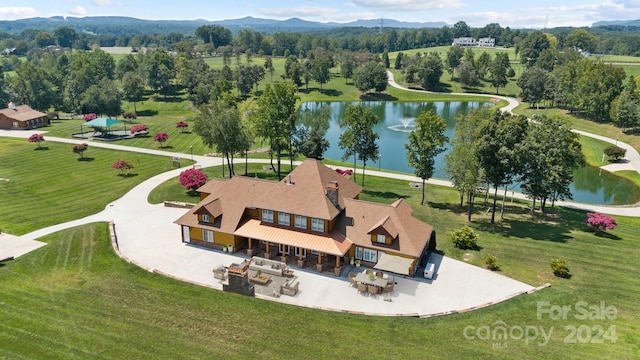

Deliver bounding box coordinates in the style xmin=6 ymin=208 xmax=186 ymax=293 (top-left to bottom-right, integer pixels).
xmin=326 ymin=181 xmax=339 ymax=208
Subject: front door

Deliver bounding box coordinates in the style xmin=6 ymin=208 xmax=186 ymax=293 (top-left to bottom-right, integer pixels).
xmin=182 ymin=226 xmax=190 ymax=243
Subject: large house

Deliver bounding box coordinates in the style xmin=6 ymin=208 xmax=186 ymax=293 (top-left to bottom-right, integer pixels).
xmin=452 ymin=37 xmax=495 ymax=48
xmin=0 ymin=103 xmax=48 ymax=130
xmin=175 ymin=159 xmax=436 ymax=277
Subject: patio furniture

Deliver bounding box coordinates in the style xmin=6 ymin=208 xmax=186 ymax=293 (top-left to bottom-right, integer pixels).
xmin=354 ymin=272 xmax=388 ymax=288
xmin=249 ymin=273 xmax=272 ymax=285
xmin=382 ymin=282 xmax=394 ymax=293
xmin=280 ymin=280 xmax=299 ymax=296
xmin=212 ymin=265 xmax=227 ymax=280
xmin=349 ymin=271 xmax=357 ymax=286
xmin=367 ymin=285 xmax=379 ymax=296
xmin=365 ymin=269 xmax=373 ymax=275
xmin=376 ymin=271 xmax=384 ymax=278
xmin=249 ymin=256 xmax=288 ymax=276
xmin=357 ymin=282 xmax=367 ymax=294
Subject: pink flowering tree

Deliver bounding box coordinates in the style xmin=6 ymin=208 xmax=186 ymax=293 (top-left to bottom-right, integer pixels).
xmin=335 ymin=168 xmax=353 ymax=176
xmin=72 ymin=143 xmax=89 ymax=159
xmin=111 ymin=159 xmax=134 ymax=175
xmin=130 ymin=124 xmax=148 ymax=135
xmin=586 ymin=212 xmax=617 ymax=233
xmin=176 ymin=121 xmax=189 ymax=133
xmin=153 ymin=132 xmax=169 ymax=147
xmin=179 ymin=168 xmax=208 ymax=193
xmin=83 ymin=113 xmax=97 ymax=121
xmin=28 ymin=133 xmax=45 ymax=149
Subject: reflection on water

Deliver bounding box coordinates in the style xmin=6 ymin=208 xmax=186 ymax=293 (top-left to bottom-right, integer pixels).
xmin=301 ymin=101 xmax=640 ymax=206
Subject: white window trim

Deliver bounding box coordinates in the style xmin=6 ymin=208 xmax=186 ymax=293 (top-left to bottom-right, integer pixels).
xmin=202 ymin=229 xmax=213 ymax=243
xmin=262 ymin=209 xmax=274 ymax=223
xmin=311 ymin=218 xmax=324 ymax=232
xmin=294 ymin=215 xmax=307 ymax=229
xmin=295 ymin=247 xmax=307 ymax=258
xmin=278 ymin=212 xmax=290 ymax=226
xmin=363 ymin=248 xmax=377 ymax=262
xmin=202 ymin=214 xmax=209 ymax=223
xmin=355 ymin=246 xmax=363 ymax=260
xmin=376 ymin=234 xmax=386 ymax=243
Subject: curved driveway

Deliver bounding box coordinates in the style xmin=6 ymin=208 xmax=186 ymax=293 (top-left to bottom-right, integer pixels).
xmin=2 ymin=77 xmax=639 ymax=315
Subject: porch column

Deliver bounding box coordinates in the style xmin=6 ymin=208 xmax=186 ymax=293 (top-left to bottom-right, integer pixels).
xmin=265 ymin=242 xmax=271 ymax=259
xmin=316 ymin=252 xmax=323 ymax=272
xmin=247 ymin=238 xmax=253 ymax=257
xmin=334 ymin=255 xmax=342 ymax=277
xmin=297 ymin=250 xmax=304 ymax=268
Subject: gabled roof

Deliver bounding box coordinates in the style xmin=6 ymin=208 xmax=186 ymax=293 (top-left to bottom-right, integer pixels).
xmin=0 ymin=105 xmax=47 ymax=122
xmin=251 ymin=159 xmax=362 ymax=220
xmin=339 ymin=198 xmax=433 ymax=258
xmin=175 ymin=176 xmax=274 ymax=233
xmin=367 ymin=215 xmax=399 ymax=239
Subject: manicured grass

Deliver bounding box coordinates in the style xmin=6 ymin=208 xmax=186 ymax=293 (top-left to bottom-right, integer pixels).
xmin=1 ymin=166 xmax=639 ymax=359
xmin=0 ymin=138 xmax=178 ymax=235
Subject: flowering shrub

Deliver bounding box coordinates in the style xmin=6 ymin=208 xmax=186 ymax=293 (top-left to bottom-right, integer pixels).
xmin=153 ymin=132 xmax=169 ymax=147
xmin=130 ymin=124 xmax=148 ymax=135
xmin=83 ymin=113 xmax=97 ymax=121
xmin=111 ymin=159 xmax=134 ymax=175
xmin=72 ymin=143 xmax=89 ymax=159
xmin=28 ymin=133 xmax=45 ymax=148
xmin=335 ymin=168 xmax=353 ymax=176
xmin=586 ymin=212 xmax=617 ymax=232
xmin=179 ymin=168 xmax=208 ymax=192
xmin=176 ymin=121 xmax=189 ymax=132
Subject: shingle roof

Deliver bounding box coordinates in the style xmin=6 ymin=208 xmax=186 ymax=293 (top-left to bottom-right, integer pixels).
xmin=251 ymin=159 xmax=362 ymax=220
xmin=338 ymin=198 xmax=433 ymax=258
xmin=0 ymin=105 xmax=47 ymax=122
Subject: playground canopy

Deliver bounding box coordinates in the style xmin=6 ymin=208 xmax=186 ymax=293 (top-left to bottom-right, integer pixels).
xmin=81 ymin=117 xmax=124 ymax=136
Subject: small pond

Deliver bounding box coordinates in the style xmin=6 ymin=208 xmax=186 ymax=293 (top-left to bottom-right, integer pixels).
xmin=300 ymin=101 xmax=640 ymax=206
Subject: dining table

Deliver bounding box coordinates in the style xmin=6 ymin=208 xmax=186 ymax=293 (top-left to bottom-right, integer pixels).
xmin=353 ymin=271 xmax=389 ymax=288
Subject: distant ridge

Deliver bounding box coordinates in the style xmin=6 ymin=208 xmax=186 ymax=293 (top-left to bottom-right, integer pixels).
xmin=0 ymin=15 xmax=447 ymax=35
xmin=592 ymin=19 xmax=640 ymax=27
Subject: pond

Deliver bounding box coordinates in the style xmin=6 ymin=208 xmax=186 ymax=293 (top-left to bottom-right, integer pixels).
xmin=300 ymin=101 xmax=640 ymax=206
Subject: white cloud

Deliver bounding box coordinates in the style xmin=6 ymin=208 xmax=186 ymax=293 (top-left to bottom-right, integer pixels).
xmin=0 ymin=7 xmax=38 ymax=19
xmin=258 ymin=6 xmax=375 ymax=22
xmin=352 ymin=0 xmax=463 ymax=11
xmin=91 ymin=0 xmax=114 ymax=5
xmin=68 ymin=6 xmax=87 ymax=16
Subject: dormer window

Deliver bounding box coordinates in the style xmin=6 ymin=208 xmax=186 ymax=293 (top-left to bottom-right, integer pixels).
xmin=376 ymin=234 xmax=386 ymax=243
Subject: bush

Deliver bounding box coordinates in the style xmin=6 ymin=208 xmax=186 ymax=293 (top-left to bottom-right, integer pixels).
xmin=176 ymin=121 xmax=189 ymax=132
xmin=27 ymin=133 xmax=44 ymax=148
xmin=484 ymin=254 xmax=499 ymax=271
xmin=130 ymin=124 xmax=148 ymax=135
xmin=550 ymin=258 xmax=570 ymax=278
xmin=179 ymin=168 xmax=208 ymax=192
xmin=83 ymin=113 xmax=97 ymax=121
xmin=122 ymin=111 xmax=137 ymax=119
xmin=604 ymin=145 xmax=626 ymax=161
xmin=111 ymin=159 xmax=134 ymax=175
xmin=153 ymin=132 xmax=169 ymax=147
xmin=450 ymin=225 xmax=479 ymax=249
xmin=586 ymin=212 xmax=617 ymax=232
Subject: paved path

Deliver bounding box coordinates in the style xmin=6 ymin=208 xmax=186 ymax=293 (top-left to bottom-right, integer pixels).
xmin=2 ymin=79 xmax=640 ymax=315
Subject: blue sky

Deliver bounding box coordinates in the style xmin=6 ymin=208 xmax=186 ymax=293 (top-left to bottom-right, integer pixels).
xmin=1 ymin=0 xmax=639 ymax=28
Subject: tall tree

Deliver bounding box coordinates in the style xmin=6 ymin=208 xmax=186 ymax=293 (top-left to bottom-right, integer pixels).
xmin=613 ymin=76 xmax=640 ymax=131
xmin=121 ymin=72 xmax=145 ymax=113
xmin=445 ymin=45 xmax=464 ymax=80
xmin=517 ymin=67 xmax=549 ymax=108
xmin=418 ymin=52 xmax=443 ymax=90
xmin=293 ymin=106 xmax=331 ymax=160
xmin=519 ymin=31 xmax=551 ymax=68
xmin=263 ymin=56 xmax=274 ymax=82
xmin=406 ymin=110 xmax=449 ymax=205
xmin=353 ymin=61 xmax=388 ymax=93
xmin=194 ymin=101 xmax=246 ymax=178
xmin=520 ymin=115 xmax=584 ymax=213
xmin=140 ymin=49 xmax=175 ymax=96
xmin=446 ymin=112 xmax=484 ymax=221
xmin=340 ymin=52 xmax=357 ymax=84
xmin=476 ymin=109 xmax=528 ymax=223
xmin=339 ymin=104 xmax=379 ymax=187
xmin=488 ymin=52 xmax=511 ymax=94
xmin=252 ymin=81 xmax=299 ymax=180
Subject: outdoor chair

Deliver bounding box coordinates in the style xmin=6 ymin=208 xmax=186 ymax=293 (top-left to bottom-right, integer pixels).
xmin=376 ymin=271 xmax=384 ymax=278
xmin=349 ymin=271 xmax=357 ymax=286
xmin=383 ymin=282 xmax=394 ymax=294
xmin=367 ymin=285 xmax=379 ymax=296
xmin=357 ymin=282 xmax=367 ymax=294
xmin=365 ymin=269 xmax=373 ymax=275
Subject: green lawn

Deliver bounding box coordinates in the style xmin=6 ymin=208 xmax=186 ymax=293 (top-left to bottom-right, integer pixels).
xmin=0 ymin=138 xmax=179 ymax=235
xmin=1 ymin=165 xmax=639 ymax=359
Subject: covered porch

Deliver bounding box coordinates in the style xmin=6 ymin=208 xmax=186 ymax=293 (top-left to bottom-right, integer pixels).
xmin=234 ymin=219 xmax=352 ymax=276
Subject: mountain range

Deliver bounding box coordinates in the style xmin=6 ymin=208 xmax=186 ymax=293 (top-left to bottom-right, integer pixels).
xmin=0 ymin=15 xmax=447 ymax=35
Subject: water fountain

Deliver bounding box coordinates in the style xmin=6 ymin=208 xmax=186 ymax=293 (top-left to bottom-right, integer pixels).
xmin=388 ymin=117 xmax=416 ymax=132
